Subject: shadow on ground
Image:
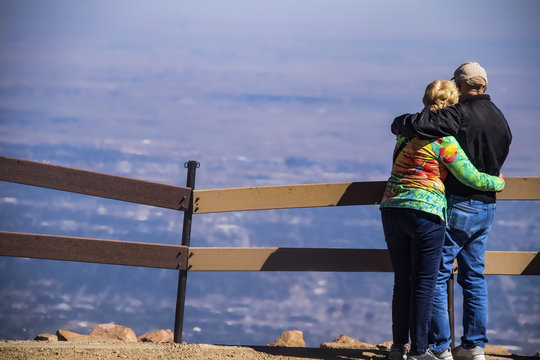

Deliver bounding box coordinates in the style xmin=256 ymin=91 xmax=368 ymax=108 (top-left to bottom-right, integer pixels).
xmin=249 ymin=346 xmax=538 ymax=360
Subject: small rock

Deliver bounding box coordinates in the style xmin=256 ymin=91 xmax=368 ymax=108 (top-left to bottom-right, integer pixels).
xmin=485 ymin=345 xmax=510 ymax=356
xmin=138 ymin=329 xmax=173 ymax=343
xmin=266 ymin=330 xmax=306 ymax=347
xmin=377 ymin=341 xmax=393 ymax=350
xmin=331 ymin=335 xmax=358 ymax=344
xmin=57 ymin=329 xmax=100 ymax=342
xmin=34 ymin=333 xmax=58 ymax=341
xmin=320 ymin=334 xmax=376 ymax=350
xmin=90 ymin=323 xmax=137 ymax=343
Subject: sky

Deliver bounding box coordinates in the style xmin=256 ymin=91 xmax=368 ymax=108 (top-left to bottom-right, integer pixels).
xmin=1 ymin=0 xmax=539 ymax=354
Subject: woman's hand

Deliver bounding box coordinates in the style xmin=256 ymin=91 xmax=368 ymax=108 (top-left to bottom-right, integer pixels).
xmin=497 ymin=172 xmax=505 ymax=191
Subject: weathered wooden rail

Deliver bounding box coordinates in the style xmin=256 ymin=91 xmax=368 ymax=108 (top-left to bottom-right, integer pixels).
xmin=1 ymin=155 xmax=539 ymax=344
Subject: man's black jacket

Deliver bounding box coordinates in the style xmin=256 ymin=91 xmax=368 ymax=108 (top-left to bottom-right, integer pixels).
xmin=392 ymin=94 xmax=512 ymax=203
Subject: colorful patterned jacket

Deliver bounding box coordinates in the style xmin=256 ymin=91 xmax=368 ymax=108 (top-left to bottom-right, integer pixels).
xmin=379 ymin=135 xmax=505 ymax=221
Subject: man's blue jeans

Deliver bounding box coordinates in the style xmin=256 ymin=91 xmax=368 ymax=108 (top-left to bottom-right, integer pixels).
xmin=381 ymin=208 xmax=445 ymax=354
xmin=429 ymin=195 xmax=495 ymax=352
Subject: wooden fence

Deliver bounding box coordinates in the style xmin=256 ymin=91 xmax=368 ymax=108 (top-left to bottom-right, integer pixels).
xmin=1 ymin=155 xmax=539 ymax=344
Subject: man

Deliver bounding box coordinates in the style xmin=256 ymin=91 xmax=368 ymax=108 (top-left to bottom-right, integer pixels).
xmin=391 ymin=62 xmax=512 ymax=360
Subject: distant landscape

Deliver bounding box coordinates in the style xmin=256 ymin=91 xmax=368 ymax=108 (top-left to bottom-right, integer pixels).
xmin=1 ymin=0 xmax=539 ymax=355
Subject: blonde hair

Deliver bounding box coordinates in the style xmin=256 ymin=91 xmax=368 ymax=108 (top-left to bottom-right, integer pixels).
xmin=422 ymin=80 xmax=459 ymax=111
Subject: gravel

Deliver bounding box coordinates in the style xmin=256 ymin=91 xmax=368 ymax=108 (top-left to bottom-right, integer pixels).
xmin=1 ymin=341 xmax=536 ymax=360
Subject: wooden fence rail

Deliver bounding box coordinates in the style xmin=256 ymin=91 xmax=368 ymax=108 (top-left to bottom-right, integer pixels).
xmin=0 ymin=156 xmax=191 ymax=210
xmin=1 ymin=232 xmax=537 ymax=275
xmin=0 ymin=231 xmax=189 ymax=270
xmin=0 ymin=156 xmax=539 ymax=344
xmin=192 ymin=177 xmax=540 ymax=213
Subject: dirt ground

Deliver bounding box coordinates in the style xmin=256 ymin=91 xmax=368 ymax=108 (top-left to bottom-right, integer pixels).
xmin=1 ymin=341 xmax=538 ymax=360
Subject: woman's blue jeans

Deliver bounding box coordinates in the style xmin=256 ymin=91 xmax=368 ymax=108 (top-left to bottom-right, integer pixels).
xmin=429 ymin=196 xmax=495 ymax=352
xmin=381 ymin=208 xmax=446 ymax=354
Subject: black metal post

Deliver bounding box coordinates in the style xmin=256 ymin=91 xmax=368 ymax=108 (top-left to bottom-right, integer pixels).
xmin=173 ymin=160 xmax=199 ymax=343
xmin=448 ymin=271 xmax=455 ymax=348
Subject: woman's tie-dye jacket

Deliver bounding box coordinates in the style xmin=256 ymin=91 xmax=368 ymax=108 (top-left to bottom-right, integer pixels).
xmin=379 ymin=135 xmax=505 ymax=221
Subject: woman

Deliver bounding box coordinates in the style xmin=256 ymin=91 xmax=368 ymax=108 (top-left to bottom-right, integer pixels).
xmin=379 ymin=80 xmax=504 ymax=360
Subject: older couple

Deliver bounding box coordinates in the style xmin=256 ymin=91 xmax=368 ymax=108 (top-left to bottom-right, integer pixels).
xmin=380 ymin=62 xmax=512 ymax=360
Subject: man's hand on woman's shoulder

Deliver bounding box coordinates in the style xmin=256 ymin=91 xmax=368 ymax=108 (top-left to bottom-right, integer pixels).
xmin=392 ymin=105 xmax=462 ymax=140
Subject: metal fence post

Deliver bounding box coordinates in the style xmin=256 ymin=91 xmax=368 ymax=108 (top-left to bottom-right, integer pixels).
xmin=448 ymin=270 xmax=455 ymax=348
xmin=173 ymin=160 xmax=199 ymax=343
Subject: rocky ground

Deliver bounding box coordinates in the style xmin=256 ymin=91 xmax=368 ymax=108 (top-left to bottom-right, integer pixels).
xmin=2 ymin=341 xmax=540 ymax=360
xmin=1 ymin=324 xmax=537 ymax=360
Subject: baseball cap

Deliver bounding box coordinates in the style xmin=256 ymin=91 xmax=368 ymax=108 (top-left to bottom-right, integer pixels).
xmin=452 ymin=62 xmax=488 ymax=85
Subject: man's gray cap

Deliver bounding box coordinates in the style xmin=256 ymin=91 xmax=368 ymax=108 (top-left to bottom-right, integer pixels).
xmin=452 ymin=62 xmax=488 ymax=85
